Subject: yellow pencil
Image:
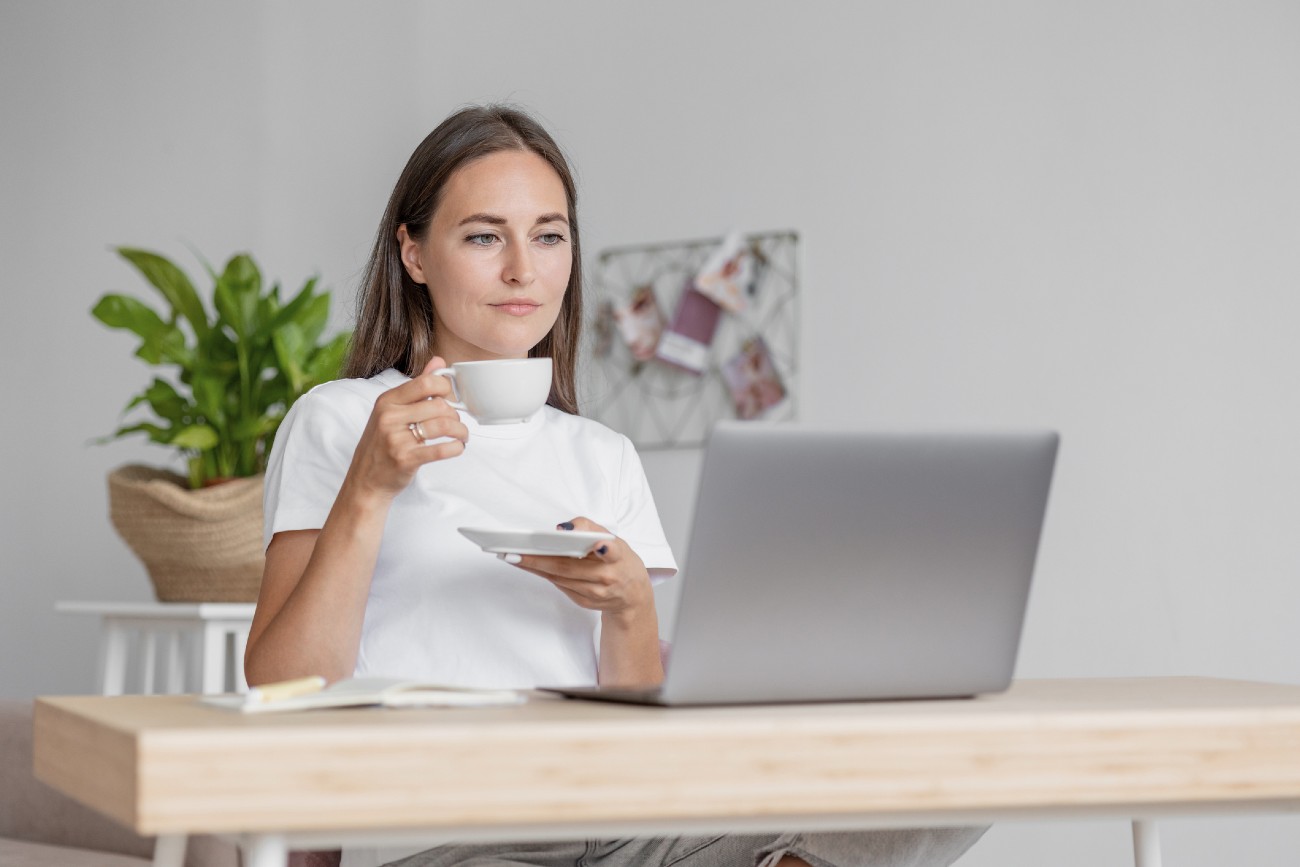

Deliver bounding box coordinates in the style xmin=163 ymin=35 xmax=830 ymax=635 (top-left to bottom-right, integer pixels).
xmin=244 ymin=675 xmax=326 ymax=704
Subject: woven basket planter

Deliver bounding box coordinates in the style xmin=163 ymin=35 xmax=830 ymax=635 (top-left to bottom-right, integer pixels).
xmin=107 ymin=464 xmax=265 ymax=602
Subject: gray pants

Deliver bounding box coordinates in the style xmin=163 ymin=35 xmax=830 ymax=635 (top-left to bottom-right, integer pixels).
xmin=384 ymin=827 xmax=987 ymax=867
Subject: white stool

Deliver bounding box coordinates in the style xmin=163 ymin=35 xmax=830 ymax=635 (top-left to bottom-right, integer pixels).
xmin=57 ymin=601 xmax=256 ymax=695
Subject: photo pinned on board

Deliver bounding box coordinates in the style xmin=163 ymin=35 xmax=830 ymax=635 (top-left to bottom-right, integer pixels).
xmin=722 ymin=336 xmax=787 ymax=420
xmin=610 ymin=284 xmax=666 ymax=362
xmin=694 ymin=230 xmax=758 ymax=314
xmin=655 ymin=280 xmax=722 ymax=375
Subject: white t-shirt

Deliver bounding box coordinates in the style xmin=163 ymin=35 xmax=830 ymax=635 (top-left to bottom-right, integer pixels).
xmin=263 ymin=368 xmax=677 ymax=690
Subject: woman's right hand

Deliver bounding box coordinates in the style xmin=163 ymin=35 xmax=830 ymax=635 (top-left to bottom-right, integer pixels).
xmin=343 ymin=356 xmax=469 ymax=501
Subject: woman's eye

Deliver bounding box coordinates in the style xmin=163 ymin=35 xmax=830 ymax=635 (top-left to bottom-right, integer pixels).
xmin=537 ymin=233 xmax=567 ymax=246
xmin=466 ymin=234 xmax=498 ymax=246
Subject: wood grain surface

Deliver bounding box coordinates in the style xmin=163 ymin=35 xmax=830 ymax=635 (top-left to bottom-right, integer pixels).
xmin=33 ymin=677 xmax=1300 ymax=835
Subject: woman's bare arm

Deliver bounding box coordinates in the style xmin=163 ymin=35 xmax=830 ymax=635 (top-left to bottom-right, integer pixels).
xmin=243 ymin=482 xmax=391 ymax=685
xmin=244 ymin=359 xmax=468 ymax=686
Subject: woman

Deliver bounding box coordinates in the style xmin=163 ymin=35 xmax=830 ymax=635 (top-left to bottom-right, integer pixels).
xmin=245 ymin=104 xmax=984 ymax=867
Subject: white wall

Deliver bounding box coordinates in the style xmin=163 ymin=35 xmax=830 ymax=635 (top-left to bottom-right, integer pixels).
xmin=2 ymin=2 xmax=1298 ymax=864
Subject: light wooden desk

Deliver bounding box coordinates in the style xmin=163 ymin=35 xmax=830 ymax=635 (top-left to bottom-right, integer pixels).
xmin=33 ymin=677 xmax=1300 ymax=867
xmin=56 ymin=601 xmax=256 ymax=695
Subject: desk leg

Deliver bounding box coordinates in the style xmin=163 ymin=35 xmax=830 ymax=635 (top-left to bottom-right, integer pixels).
xmin=164 ymin=630 xmax=185 ymax=694
xmin=242 ymin=833 xmax=289 ymax=867
xmin=153 ymin=833 xmax=187 ymax=867
xmin=201 ymin=623 xmax=226 ymax=694
xmin=101 ymin=623 xmax=128 ymax=696
xmin=1132 ymin=820 xmax=1162 ymax=867
xmin=186 ymin=628 xmax=202 ymax=693
xmin=141 ymin=631 xmax=158 ymax=694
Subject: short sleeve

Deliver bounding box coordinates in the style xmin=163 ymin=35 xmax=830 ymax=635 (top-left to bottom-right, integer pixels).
xmin=262 ymin=388 xmax=366 ymax=548
xmin=613 ymin=436 xmax=678 ymax=584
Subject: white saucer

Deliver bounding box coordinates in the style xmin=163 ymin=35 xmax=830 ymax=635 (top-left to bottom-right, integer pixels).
xmin=458 ymin=527 xmax=614 ymax=558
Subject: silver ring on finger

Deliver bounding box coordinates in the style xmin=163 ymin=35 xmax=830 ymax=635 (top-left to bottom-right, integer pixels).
xmin=408 ymin=421 xmax=427 ymax=443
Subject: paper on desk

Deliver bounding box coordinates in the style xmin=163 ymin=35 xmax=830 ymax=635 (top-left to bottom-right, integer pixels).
xmin=200 ymin=677 xmax=525 ymax=713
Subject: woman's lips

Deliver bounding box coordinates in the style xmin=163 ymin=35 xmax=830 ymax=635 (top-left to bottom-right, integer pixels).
xmin=491 ymin=301 xmax=541 ymax=316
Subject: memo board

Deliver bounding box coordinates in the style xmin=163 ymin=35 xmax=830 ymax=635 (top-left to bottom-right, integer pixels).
xmin=581 ymin=230 xmax=799 ymax=450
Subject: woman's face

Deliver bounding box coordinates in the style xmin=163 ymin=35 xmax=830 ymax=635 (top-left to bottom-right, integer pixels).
xmin=398 ymin=149 xmax=572 ymax=365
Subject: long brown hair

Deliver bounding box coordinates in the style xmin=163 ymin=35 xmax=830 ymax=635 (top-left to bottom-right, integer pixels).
xmin=343 ymin=105 xmax=583 ymax=415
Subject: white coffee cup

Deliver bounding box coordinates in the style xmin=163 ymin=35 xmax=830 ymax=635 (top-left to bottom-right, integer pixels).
xmin=433 ymin=358 xmax=553 ymax=424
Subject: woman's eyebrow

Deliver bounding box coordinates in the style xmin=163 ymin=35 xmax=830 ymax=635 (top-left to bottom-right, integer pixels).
xmin=458 ymin=213 xmax=507 ymax=227
xmin=456 ymin=212 xmax=569 ymax=227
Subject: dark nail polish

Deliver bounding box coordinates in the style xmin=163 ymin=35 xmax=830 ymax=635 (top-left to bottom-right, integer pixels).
xmin=557 ymin=521 xmax=575 ymax=531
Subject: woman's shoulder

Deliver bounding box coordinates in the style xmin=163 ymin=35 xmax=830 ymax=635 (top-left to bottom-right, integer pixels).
xmin=545 ymin=407 xmax=623 ymax=437
xmin=542 ymin=407 xmax=634 ymax=454
xmin=291 ymin=369 xmax=405 ymax=423
xmin=310 ymin=368 xmax=403 ymax=397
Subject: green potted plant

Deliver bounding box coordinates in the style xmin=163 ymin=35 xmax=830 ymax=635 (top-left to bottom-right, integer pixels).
xmin=93 ymin=247 xmax=350 ymax=601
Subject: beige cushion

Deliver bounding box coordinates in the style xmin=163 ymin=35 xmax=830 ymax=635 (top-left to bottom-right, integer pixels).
xmin=0 ymin=699 xmax=238 ymax=867
xmin=0 ymin=700 xmax=154 ymax=859
xmin=0 ymin=836 xmax=149 ymax=867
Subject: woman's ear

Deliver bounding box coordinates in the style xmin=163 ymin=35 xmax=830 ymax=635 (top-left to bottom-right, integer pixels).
xmin=396 ymin=224 xmax=427 ymax=285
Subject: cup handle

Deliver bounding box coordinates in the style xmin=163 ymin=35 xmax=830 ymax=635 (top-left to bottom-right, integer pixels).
xmin=431 ymin=367 xmax=468 ymax=411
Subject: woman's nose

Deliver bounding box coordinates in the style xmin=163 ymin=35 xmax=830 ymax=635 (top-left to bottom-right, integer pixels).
xmin=502 ymin=243 xmax=535 ymax=286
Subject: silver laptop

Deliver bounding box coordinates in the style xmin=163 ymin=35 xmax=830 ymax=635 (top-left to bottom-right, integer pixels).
xmin=544 ymin=423 xmax=1059 ymax=706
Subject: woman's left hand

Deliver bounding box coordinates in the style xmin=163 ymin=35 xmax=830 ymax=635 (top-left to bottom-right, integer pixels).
xmin=502 ymin=517 xmax=654 ymax=619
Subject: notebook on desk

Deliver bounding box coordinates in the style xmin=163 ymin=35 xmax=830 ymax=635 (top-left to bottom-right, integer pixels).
xmin=542 ymin=422 xmax=1059 ymax=706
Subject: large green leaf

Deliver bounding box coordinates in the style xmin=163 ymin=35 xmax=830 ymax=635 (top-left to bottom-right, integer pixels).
xmin=305 ymin=333 xmax=350 ymax=386
xmin=142 ymin=325 xmax=192 ymax=368
xmin=214 ymin=254 xmax=262 ymax=339
xmin=171 ymin=424 xmax=220 ymax=450
xmin=272 ymin=323 xmax=307 ymax=395
xmin=198 ymin=322 xmax=239 ymax=366
xmin=93 ymin=295 xmax=192 ymax=367
xmin=213 ymin=279 xmax=242 ymax=338
xmin=111 ymin=421 xmax=172 ymax=446
xmin=92 ymin=293 xmax=167 ymax=339
xmin=116 ymin=248 xmax=209 ymax=340
xmin=191 ymin=372 xmax=227 ymax=424
xmin=224 ymin=253 xmax=262 ymax=295
xmin=267 ymin=277 xmax=320 ymax=335
xmin=256 ymin=284 xmax=281 ymax=335
xmin=292 ymin=293 xmax=331 ymax=349
xmin=131 ymin=378 xmax=188 ymax=424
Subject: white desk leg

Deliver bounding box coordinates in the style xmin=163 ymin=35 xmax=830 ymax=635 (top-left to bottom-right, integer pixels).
xmin=141 ymin=630 xmax=158 ymax=695
xmin=1133 ymin=820 xmax=1162 ymax=867
xmin=164 ymin=630 xmax=185 ymax=694
xmin=186 ymin=628 xmax=202 ymax=693
xmin=153 ymin=833 xmax=187 ymax=867
xmin=241 ymin=833 xmax=289 ymax=867
xmin=101 ymin=623 xmax=129 ymax=696
xmin=201 ymin=623 xmax=227 ymax=694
